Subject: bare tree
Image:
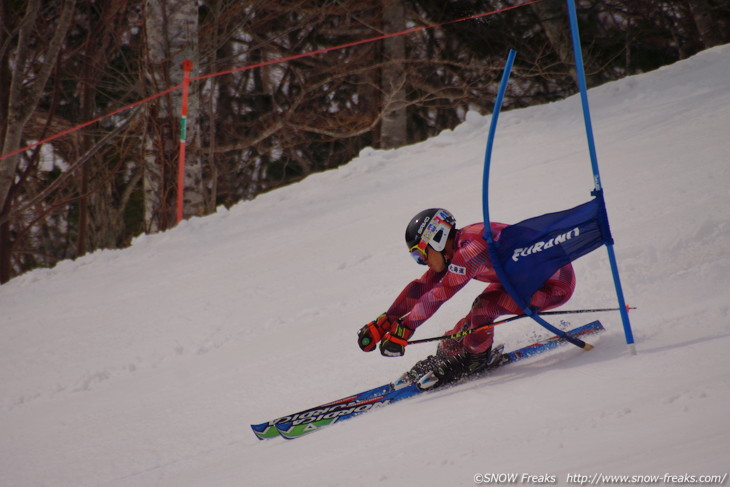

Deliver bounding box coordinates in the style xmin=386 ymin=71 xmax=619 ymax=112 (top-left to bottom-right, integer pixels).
xmin=380 ymin=0 xmax=408 ymax=149
xmin=530 ymin=0 xmax=575 ymax=81
xmin=689 ymin=0 xmax=727 ymax=48
xmin=0 ymin=0 xmax=76 ymax=283
xmin=1 ymin=0 xmax=728 ymax=283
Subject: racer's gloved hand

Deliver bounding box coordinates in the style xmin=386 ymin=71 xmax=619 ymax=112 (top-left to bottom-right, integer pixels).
xmin=357 ymin=313 xmax=399 ymax=352
xmin=379 ymin=323 xmax=414 ymax=357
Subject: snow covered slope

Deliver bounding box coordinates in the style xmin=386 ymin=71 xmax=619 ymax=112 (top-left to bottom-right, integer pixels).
xmin=2 ymin=45 xmax=729 ymax=487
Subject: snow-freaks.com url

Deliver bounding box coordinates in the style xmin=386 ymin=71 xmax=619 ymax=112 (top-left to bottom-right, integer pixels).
xmin=566 ymin=473 xmax=728 ymax=485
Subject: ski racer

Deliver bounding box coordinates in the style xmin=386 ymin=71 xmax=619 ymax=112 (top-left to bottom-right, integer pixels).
xmin=357 ymin=208 xmax=576 ymax=387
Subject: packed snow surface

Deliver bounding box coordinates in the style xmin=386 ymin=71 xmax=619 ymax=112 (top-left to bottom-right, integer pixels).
xmin=2 ymin=45 xmax=729 ymax=487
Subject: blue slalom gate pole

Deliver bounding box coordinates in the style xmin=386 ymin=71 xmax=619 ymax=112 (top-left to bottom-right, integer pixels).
xmin=482 ymin=48 xmax=516 ymax=237
xmin=482 ymin=50 xmax=592 ymax=351
xmin=566 ymin=0 xmax=635 ymax=354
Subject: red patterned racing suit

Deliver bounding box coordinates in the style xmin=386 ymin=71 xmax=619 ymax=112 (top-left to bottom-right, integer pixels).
xmin=386 ymin=222 xmax=576 ymax=355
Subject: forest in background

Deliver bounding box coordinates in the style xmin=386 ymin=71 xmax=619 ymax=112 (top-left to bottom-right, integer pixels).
xmin=1 ymin=0 xmax=728 ymax=283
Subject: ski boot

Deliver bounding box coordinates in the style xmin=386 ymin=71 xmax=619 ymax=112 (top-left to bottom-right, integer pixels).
xmin=394 ymin=345 xmax=505 ymax=391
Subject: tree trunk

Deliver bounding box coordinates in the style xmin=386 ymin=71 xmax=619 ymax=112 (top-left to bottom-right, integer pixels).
xmin=379 ymin=0 xmax=408 ymax=149
xmin=0 ymin=0 xmax=76 ymax=283
xmin=689 ymin=0 xmax=725 ymax=48
xmin=530 ymin=0 xmax=575 ymax=81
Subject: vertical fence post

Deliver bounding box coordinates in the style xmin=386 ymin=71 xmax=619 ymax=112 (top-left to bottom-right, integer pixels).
xmin=177 ymin=59 xmax=193 ymax=224
xmin=565 ymin=0 xmax=636 ymax=354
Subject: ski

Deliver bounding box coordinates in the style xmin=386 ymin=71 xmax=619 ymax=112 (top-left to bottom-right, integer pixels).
xmin=251 ymin=320 xmax=604 ymax=440
xmin=250 ymin=383 xmax=393 ymax=440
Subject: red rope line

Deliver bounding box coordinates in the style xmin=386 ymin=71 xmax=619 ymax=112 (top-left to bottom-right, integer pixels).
xmin=192 ymin=0 xmax=542 ymax=83
xmin=0 ymin=0 xmax=543 ymax=162
xmin=0 ymin=84 xmax=181 ymax=161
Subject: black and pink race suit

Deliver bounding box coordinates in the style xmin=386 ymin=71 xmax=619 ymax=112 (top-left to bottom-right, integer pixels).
xmin=387 ymin=222 xmax=576 ymax=355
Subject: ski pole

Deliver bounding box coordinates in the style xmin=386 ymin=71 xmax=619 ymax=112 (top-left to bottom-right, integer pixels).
xmin=406 ymin=306 xmax=634 ymax=346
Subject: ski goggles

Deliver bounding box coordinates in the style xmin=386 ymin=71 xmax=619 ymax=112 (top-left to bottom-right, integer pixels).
xmin=409 ymin=241 xmax=428 ymax=265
